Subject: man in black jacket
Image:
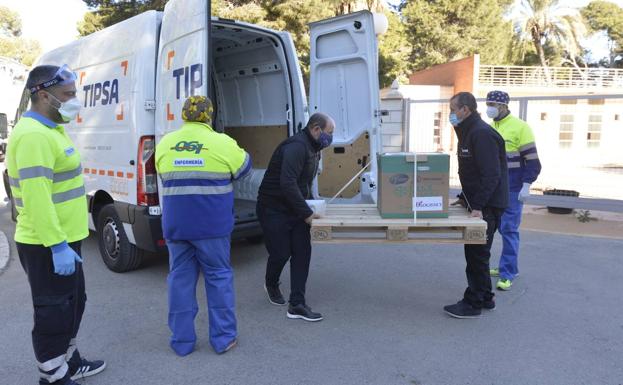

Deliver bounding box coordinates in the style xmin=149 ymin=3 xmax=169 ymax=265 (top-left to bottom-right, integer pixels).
xmin=444 ymin=92 xmax=508 ymax=319
xmin=257 ymin=113 xmax=335 ymax=322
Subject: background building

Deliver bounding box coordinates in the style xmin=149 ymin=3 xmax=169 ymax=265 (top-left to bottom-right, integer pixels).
xmin=380 ymin=55 xmax=623 ymax=199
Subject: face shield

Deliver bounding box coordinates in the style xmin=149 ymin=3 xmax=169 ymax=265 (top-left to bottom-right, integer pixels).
xmin=28 ymin=64 xmax=77 ymax=94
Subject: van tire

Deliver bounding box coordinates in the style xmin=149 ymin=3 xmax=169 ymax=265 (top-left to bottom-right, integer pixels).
xmin=3 ymin=170 xmax=17 ymax=222
xmin=96 ymin=204 xmax=143 ymax=272
xmin=10 ymin=195 xmax=17 ymax=222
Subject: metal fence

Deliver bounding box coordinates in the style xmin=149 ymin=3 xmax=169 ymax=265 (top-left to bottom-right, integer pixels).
xmin=479 ymin=65 xmax=623 ymax=89
xmin=405 ymin=94 xmax=623 ymax=210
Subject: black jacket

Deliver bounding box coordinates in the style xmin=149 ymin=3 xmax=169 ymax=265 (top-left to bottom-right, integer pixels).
xmin=454 ymin=112 xmax=508 ymax=211
xmin=257 ymin=128 xmax=321 ymax=219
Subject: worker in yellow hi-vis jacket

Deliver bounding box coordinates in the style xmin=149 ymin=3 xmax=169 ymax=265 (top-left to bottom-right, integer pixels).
xmin=485 ymin=90 xmax=542 ymax=291
xmin=156 ymin=95 xmax=251 ymax=356
xmin=5 ymin=65 xmax=106 ymax=385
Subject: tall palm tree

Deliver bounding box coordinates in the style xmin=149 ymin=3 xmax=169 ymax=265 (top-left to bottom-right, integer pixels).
xmin=513 ymin=0 xmax=587 ymax=81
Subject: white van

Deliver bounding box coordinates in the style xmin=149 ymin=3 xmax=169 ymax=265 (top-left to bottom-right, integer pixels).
xmin=4 ymin=0 xmax=382 ymax=272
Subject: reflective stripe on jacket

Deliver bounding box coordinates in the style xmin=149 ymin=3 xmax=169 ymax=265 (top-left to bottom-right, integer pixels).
xmin=155 ymin=121 xmax=251 ymax=240
xmin=492 ymin=114 xmax=542 ymax=191
xmin=5 ymin=111 xmax=88 ymax=246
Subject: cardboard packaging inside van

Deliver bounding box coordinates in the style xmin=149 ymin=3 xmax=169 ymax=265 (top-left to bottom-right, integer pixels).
xmin=377 ymin=153 xmax=450 ymax=219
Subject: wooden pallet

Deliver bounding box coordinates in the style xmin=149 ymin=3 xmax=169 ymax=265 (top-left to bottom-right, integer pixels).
xmin=311 ymin=204 xmax=487 ymax=244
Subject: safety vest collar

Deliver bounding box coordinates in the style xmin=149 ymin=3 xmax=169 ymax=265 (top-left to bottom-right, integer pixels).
xmin=183 ymin=121 xmax=215 ymax=132
xmin=494 ymin=113 xmax=514 ymax=125
xmin=22 ymin=110 xmax=61 ymax=129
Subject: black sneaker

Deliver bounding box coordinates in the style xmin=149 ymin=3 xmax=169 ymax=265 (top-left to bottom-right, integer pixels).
xmin=264 ymin=283 xmax=286 ymax=306
xmin=70 ymin=358 xmax=106 ymax=380
xmin=483 ymin=299 xmax=496 ymax=311
xmin=287 ymin=304 xmax=323 ymax=322
xmin=443 ymin=300 xmax=481 ymax=319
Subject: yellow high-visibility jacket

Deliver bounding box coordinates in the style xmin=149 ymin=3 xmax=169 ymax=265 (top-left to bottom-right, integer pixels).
xmin=5 ymin=111 xmax=88 ymax=247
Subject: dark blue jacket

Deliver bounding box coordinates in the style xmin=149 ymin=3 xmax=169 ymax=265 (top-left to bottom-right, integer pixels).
xmin=454 ymin=112 xmax=508 ymax=211
xmin=257 ymin=128 xmax=321 ymax=219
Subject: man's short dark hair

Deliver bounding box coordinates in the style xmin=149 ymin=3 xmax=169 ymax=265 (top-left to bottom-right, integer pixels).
xmin=307 ymin=113 xmax=330 ymax=131
xmin=451 ymin=92 xmax=478 ymax=113
xmin=26 ymin=65 xmax=60 ymax=102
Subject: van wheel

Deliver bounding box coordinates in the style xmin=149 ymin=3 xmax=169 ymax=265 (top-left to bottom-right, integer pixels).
xmin=9 ymin=195 xmax=17 ymax=222
xmin=2 ymin=170 xmax=15 ymax=221
xmin=96 ymin=204 xmax=143 ymax=272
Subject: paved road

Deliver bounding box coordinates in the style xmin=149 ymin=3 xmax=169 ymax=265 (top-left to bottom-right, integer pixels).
xmin=1 ymin=201 xmax=622 ymax=385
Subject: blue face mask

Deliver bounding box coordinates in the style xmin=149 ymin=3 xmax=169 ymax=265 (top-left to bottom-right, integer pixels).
xmin=319 ymin=131 xmax=333 ymax=149
xmin=449 ymin=113 xmax=462 ymax=126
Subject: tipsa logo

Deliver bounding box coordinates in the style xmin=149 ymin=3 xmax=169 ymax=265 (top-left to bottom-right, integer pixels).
xmin=171 ymin=141 xmax=207 ymax=154
xmin=82 ymin=79 xmax=120 ymax=107
xmin=173 ymin=64 xmax=203 ymax=100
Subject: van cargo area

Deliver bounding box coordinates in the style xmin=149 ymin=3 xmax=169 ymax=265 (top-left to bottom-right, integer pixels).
xmin=210 ymin=21 xmax=292 ymax=235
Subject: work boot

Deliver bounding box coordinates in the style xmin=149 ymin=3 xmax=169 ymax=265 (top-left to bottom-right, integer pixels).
xmin=287 ymin=304 xmax=323 ymax=322
xmin=496 ymin=278 xmax=512 ymax=291
xmin=443 ymin=300 xmax=481 ymax=319
xmin=264 ymin=283 xmax=286 ymax=306
xmin=70 ymin=358 xmax=106 ymax=380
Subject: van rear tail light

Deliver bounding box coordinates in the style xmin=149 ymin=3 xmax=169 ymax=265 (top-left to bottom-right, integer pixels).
xmin=137 ymin=136 xmax=159 ymax=206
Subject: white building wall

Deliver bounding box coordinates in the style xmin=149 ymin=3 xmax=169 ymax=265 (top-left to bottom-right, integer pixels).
xmin=380 ymin=96 xmax=405 ymax=153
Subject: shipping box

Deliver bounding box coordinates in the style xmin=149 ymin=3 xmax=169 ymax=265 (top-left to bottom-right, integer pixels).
xmin=377 ymin=153 xmax=450 ymax=218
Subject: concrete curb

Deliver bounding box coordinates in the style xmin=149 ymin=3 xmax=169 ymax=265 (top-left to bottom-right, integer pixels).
xmin=0 ymin=230 xmax=9 ymax=273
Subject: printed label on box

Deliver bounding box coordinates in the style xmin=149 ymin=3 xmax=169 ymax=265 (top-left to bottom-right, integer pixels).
xmin=412 ymin=196 xmax=443 ymax=211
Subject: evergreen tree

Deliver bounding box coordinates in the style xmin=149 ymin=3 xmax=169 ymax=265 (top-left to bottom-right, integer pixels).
xmin=581 ymin=0 xmax=623 ymax=67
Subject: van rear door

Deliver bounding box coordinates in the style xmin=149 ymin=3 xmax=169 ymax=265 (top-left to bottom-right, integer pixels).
xmin=155 ymin=0 xmax=211 ymax=141
xmin=309 ymin=11 xmax=381 ymax=202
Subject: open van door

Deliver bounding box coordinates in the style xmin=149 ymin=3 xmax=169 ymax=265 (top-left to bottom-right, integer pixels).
xmin=156 ymin=0 xmax=210 ymax=140
xmin=309 ymin=11 xmax=381 ymax=202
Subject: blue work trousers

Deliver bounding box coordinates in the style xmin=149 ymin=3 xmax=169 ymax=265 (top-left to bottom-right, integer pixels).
xmin=497 ymin=191 xmax=523 ymax=280
xmin=166 ymin=237 xmax=237 ymax=356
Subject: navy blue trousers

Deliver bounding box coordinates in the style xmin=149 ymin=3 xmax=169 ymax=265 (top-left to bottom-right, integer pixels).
xmin=257 ymin=203 xmax=312 ymax=306
xmin=497 ymin=191 xmax=523 ymax=280
xmin=166 ymin=237 xmax=237 ymax=356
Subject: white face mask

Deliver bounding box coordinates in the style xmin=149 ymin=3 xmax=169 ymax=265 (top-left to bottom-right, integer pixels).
xmin=486 ymin=106 xmax=499 ymax=119
xmin=47 ymin=92 xmax=82 ymax=123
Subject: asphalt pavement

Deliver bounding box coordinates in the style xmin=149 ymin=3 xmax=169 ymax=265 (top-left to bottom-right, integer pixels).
xmin=1 ymin=199 xmax=622 ymax=385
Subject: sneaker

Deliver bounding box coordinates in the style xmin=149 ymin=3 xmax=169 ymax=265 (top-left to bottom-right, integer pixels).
xmin=287 ymin=304 xmax=323 ymax=322
xmin=264 ymin=283 xmax=286 ymax=306
xmin=70 ymin=358 xmax=106 ymax=380
xmin=443 ymin=300 xmax=481 ymax=319
xmin=483 ymin=299 xmax=496 ymax=310
xmin=490 ymin=268 xmax=499 ymax=277
xmin=496 ymin=278 xmax=512 ymax=291
xmin=64 ymin=380 xmax=82 ymax=385
xmin=217 ymin=339 xmax=237 ymax=354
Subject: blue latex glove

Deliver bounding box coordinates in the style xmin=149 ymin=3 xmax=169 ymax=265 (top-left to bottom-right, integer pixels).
xmin=518 ymin=183 xmax=531 ymax=202
xmin=50 ymin=241 xmax=83 ymax=276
